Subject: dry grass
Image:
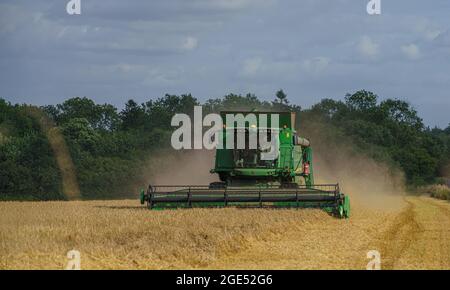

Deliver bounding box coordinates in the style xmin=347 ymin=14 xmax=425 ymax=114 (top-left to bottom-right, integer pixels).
xmin=206 ymin=197 xmax=450 ymax=270
xmin=1 ymin=197 xmax=449 ymax=270
xmin=422 ymin=184 xmax=450 ymax=200
xmin=0 ymin=200 xmax=328 ymax=269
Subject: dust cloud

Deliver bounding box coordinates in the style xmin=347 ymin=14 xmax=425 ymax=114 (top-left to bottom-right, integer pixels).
xmin=143 ymin=149 xmax=219 ymax=186
xmin=301 ymin=120 xmax=406 ymax=211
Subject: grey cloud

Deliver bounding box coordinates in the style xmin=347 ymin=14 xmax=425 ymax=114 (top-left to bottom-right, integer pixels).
xmin=434 ymin=30 xmax=450 ymax=47
xmin=0 ymin=0 xmax=449 ymax=127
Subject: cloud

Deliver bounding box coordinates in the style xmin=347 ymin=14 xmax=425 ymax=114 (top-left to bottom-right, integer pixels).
xmin=241 ymin=57 xmax=263 ymax=77
xmin=239 ymin=57 xmax=300 ymax=80
xmin=401 ymin=44 xmax=420 ymax=60
xmin=302 ymin=57 xmax=330 ymax=75
xmin=413 ymin=18 xmax=442 ymax=41
xmin=201 ymin=0 xmax=263 ymax=10
xmin=181 ymin=36 xmax=198 ymax=50
xmin=142 ymin=67 xmax=185 ymax=87
xmin=358 ymin=36 xmax=379 ymax=58
xmin=434 ymin=30 xmax=450 ymax=47
xmin=1 ymin=0 xmax=450 ymax=128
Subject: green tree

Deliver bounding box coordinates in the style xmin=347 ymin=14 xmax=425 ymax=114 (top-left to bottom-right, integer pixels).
xmin=345 ymin=90 xmax=378 ymax=111
xmin=1 ymin=91 xmax=449 ymax=200
xmin=120 ymin=100 xmax=146 ymax=130
xmin=275 ymin=89 xmax=288 ymax=104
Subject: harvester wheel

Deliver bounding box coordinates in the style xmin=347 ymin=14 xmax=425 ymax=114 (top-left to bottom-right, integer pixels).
xmin=343 ymin=195 xmax=350 ymax=218
xmin=139 ymin=188 xmax=145 ymax=205
xmin=336 ymin=194 xmax=350 ymax=219
xmin=338 ymin=205 xmax=344 ymax=217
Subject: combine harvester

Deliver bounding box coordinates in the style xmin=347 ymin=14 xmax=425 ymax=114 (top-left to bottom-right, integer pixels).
xmin=140 ymin=111 xmax=350 ymax=218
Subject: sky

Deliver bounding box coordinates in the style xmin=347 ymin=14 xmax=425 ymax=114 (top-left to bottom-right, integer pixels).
xmin=0 ymin=0 xmax=449 ymax=128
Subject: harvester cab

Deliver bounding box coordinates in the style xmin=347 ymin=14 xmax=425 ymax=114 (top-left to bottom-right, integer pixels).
xmin=140 ymin=111 xmax=350 ymax=218
xmin=210 ymin=111 xmax=314 ymax=188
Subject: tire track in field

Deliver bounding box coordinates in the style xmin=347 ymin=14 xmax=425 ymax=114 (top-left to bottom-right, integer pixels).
xmin=207 ymin=196 xmax=450 ymax=269
xmin=375 ymin=198 xmax=422 ymax=269
xmin=206 ymin=205 xmax=398 ymax=269
xmin=373 ymin=196 xmax=450 ymax=269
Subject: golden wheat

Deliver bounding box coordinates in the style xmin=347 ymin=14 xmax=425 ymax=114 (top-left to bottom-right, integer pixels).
xmin=1 ymin=197 xmax=449 ymax=269
xmin=0 ymin=200 xmax=330 ymax=269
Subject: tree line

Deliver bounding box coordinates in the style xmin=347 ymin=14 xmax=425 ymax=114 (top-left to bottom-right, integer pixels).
xmin=0 ymin=90 xmax=449 ymax=200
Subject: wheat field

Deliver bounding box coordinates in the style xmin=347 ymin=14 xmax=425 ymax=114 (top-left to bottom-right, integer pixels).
xmin=1 ymin=196 xmax=449 ymax=269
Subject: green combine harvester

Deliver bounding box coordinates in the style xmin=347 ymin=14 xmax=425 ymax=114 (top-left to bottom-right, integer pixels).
xmin=140 ymin=111 xmax=350 ymax=218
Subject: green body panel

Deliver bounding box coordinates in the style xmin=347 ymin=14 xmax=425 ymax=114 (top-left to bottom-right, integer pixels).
xmin=278 ymin=129 xmax=293 ymax=171
xmin=215 ymin=130 xmax=234 ymax=170
xmin=293 ymin=145 xmax=303 ymax=184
